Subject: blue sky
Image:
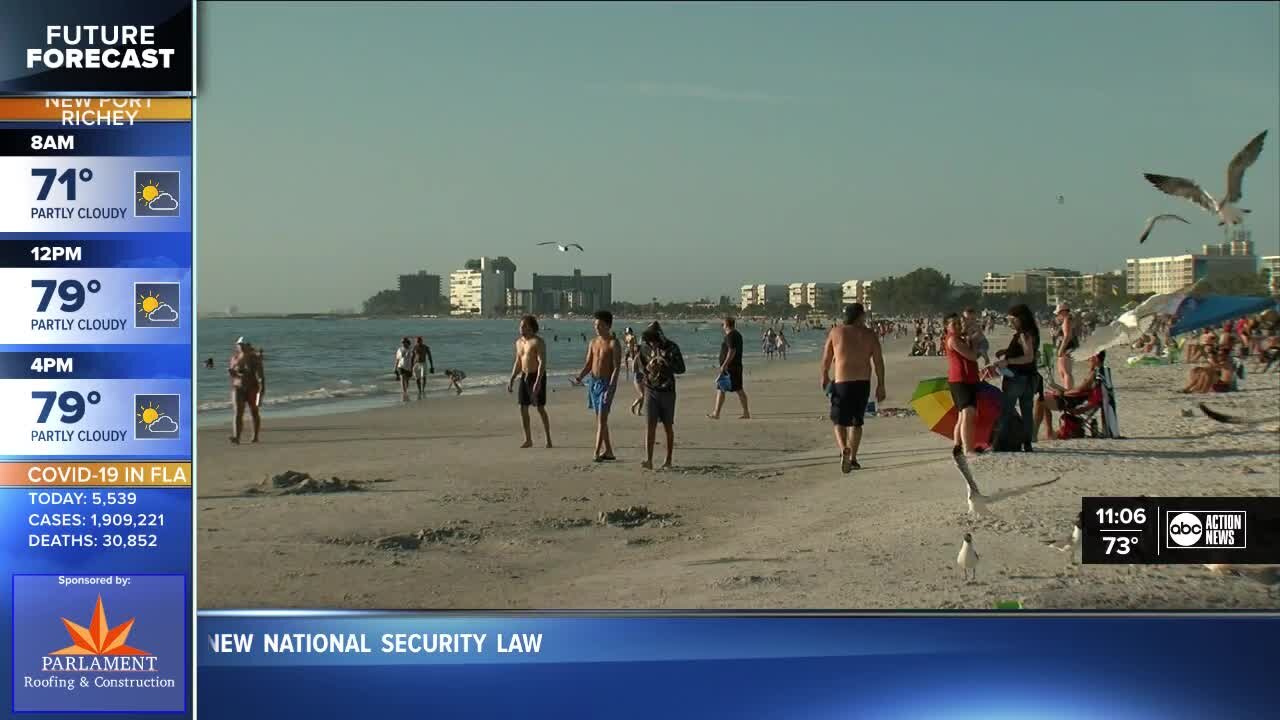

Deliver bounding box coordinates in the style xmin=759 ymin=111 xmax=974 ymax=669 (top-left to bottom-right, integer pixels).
xmin=197 ymin=1 xmax=1279 ymax=312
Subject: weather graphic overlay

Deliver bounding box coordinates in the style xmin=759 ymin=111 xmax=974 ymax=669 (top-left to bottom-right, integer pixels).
xmin=0 ymin=3 xmax=196 ymax=714
xmin=134 ymin=281 xmax=181 ymax=328
xmin=135 ymin=394 xmax=181 ymax=439
xmin=133 ymin=171 xmax=180 ymax=217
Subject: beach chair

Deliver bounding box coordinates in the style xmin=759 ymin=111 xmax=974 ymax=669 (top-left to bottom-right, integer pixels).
xmin=1058 ymin=365 xmax=1112 ymax=439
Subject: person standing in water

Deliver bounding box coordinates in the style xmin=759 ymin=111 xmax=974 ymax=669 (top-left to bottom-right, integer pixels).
xmin=412 ymin=336 xmax=435 ymax=398
xmin=228 ymin=337 xmax=265 ymax=445
xmin=508 ymin=315 xmax=552 ymax=448
xmin=394 ymin=337 xmax=415 ymax=402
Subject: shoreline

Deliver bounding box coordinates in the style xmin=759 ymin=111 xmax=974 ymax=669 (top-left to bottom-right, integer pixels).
xmin=195 ymin=346 xmax=824 ymax=425
xmin=196 ymin=337 xmax=1280 ymax=610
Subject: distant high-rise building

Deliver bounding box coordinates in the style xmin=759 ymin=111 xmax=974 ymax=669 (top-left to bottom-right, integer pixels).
xmin=786 ymin=282 xmax=841 ymax=311
xmin=506 ymin=288 xmax=535 ymax=314
xmin=464 ymin=256 xmax=517 ymax=294
xmin=398 ymin=271 xmax=443 ymax=314
xmin=531 ymin=269 xmax=611 ymax=314
xmin=841 ymin=280 xmax=874 ymax=308
xmin=739 ymin=284 xmax=788 ymax=310
xmin=1126 ymin=252 xmax=1257 ymax=295
xmin=981 ymin=273 xmax=1009 ymax=296
xmin=450 ymin=257 xmax=505 ymax=316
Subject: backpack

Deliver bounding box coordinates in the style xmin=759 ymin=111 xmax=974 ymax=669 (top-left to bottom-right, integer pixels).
xmin=992 ymin=411 xmax=1026 ymax=452
xmin=1057 ymin=414 xmax=1085 ymax=440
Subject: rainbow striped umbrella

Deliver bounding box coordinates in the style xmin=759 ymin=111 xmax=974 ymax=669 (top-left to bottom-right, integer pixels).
xmin=910 ymin=377 xmax=1002 ymax=448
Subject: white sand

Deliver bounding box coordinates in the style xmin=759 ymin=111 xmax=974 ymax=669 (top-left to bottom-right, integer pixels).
xmin=197 ymin=336 xmax=1279 ymax=609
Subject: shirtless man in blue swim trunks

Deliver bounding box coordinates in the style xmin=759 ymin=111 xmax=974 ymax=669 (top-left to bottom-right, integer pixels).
xmin=574 ymin=310 xmax=623 ymax=462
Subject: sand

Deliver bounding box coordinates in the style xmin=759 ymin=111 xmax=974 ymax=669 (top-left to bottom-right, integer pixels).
xmin=197 ymin=335 xmax=1280 ymax=610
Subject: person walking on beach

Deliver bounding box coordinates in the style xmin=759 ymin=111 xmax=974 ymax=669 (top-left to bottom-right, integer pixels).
xmin=228 ymin=337 xmax=265 ymax=445
xmin=635 ymin=322 xmax=685 ymax=469
xmin=709 ymin=316 xmax=751 ymax=419
xmin=394 ymin=337 xmax=415 ymax=402
xmin=820 ymin=304 xmax=886 ymax=472
xmin=574 ymin=310 xmax=622 ymax=461
xmin=508 ymin=315 xmax=552 ymax=448
xmin=412 ymin=336 xmax=435 ymax=399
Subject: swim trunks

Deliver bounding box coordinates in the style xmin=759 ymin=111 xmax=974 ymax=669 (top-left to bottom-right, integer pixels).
xmin=829 ymin=380 xmax=871 ymax=427
xmin=517 ymin=373 xmax=547 ymax=407
xmin=586 ymin=375 xmax=614 ymax=414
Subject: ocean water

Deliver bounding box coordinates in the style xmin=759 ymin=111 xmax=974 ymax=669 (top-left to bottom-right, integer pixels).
xmin=196 ymin=317 xmax=825 ymax=422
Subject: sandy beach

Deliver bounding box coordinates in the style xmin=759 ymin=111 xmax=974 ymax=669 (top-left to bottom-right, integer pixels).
xmin=197 ymin=336 xmax=1279 ymax=610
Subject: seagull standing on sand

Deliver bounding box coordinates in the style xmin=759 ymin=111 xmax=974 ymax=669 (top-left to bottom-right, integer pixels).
xmin=957 ymin=533 xmax=980 ymax=582
xmin=952 ymin=447 xmax=1059 ymax=517
xmin=1046 ymin=512 xmax=1082 ymax=561
xmin=1143 ymin=130 xmax=1267 ymax=227
xmin=1137 ymin=213 xmax=1190 ymax=244
xmin=537 ymin=242 xmax=584 ymax=253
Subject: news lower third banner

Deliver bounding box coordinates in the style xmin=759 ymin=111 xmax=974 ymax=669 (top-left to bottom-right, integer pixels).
xmin=196 ymin=613 xmax=1280 ymax=719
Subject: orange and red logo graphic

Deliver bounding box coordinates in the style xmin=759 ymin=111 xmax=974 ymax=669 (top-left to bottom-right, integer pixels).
xmin=51 ymin=595 xmax=150 ymax=657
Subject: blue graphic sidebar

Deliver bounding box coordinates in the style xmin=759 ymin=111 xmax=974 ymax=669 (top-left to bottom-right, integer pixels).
xmin=0 ymin=97 xmax=194 ymax=715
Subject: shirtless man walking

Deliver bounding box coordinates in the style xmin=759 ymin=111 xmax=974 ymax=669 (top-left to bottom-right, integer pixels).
xmin=574 ymin=310 xmax=623 ymax=461
xmin=820 ymin=304 xmax=886 ymax=472
xmin=508 ymin=315 xmax=552 ymax=448
xmin=412 ymin=336 xmax=435 ymax=398
xmin=228 ymin=337 xmax=265 ymax=445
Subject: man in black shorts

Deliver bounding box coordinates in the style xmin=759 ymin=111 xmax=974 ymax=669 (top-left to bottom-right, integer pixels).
xmin=508 ymin=315 xmax=552 ymax=448
xmin=820 ymin=304 xmax=886 ymax=473
xmin=708 ymin=316 xmax=751 ymax=420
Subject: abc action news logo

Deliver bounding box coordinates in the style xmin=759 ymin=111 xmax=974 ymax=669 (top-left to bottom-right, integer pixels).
xmin=1166 ymin=511 xmax=1247 ymax=550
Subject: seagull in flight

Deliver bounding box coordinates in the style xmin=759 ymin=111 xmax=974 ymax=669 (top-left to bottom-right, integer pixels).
xmin=952 ymin=447 xmax=1059 ymax=517
xmin=537 ymin=242 xmax=584 ymax=253
xmin=957 ymin=533 xmax=980 ymax=582
xmin=1137 ymin=213 xmax=1190 ymax=244
xmin=1143 ymin=130 xmax=1267 ymax=227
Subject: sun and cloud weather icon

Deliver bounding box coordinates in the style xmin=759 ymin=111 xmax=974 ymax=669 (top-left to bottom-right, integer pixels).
xmin=135 ymin=395 xmax=180 ymax=440
xmin=134 ymin=282 xmax=181 ymax=328
xmin=134 ymin=171 xmax=181 ymax=217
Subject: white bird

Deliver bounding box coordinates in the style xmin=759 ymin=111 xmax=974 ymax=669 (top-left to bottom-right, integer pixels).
xmin=957 ymin=533 xmax=980 ymax=582
xmin=537 ymin=242 xmax=584 ymax=252
xmin=1046 ymin=512 xmax=1082 ymax=560
xmin=1143 ymin=130 xmax=1267 ymax=227
xmin=952 ymin=447 xmax=1059 ymax=517
xmin=1137 ymin=213 xmax=1190 ymax=244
